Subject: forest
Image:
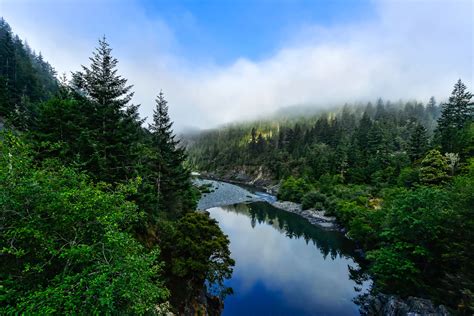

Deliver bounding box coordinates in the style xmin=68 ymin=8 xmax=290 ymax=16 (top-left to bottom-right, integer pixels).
xmin=0 ymin=18 xmax=233 ymax=314
xmin=187 ymin=81 xmax=474 ymax=312
xmin=1 ymin=10 xmax=473 ymax=314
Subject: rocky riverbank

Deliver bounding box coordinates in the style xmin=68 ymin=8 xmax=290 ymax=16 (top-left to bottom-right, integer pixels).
xmin=270 ymin=200 xmax=341 ymax=230
xmin=195 ymin=178 xmax=341 ymax=231
xmin=360 ymin=293 xmax=450 ymax=316
xmin=199 ymin=167 xmax=279 ymax=194
xmin=195 ymin=177 xmax=451 ymax=316
xmin=194 ymin=179 xmax=260 ymax=210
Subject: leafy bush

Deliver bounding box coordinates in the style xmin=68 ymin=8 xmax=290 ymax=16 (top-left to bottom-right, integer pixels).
xmin=397 ymin=166 xmax=420 ymax=188
xmin=0 ymin=134 xmax=169 ymax=314
xmin=301 ymin=190 xmax=332 ymax=210
xmin=159 ymin=212 xmax=235 ymax=305
xmin=277 ymin=176 xmax=313 ymax=202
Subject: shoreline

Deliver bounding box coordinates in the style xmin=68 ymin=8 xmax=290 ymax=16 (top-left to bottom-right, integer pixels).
xmin=196 ymin=176 xmax=343 ymax=232
xmin=195 ymin=176 xmax=451 ymax=316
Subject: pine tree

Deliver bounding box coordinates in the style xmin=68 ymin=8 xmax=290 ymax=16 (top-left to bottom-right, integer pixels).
xmin=408 ymin=123 xmax=428 ymax=162
xmin=71 ymin=37 xmax=143 ymax=182
xmin=436 ymin=79 xmax=473 ymax=153
xmin=426 ymin=96 xmax=438 ymax=119
xmin=0 ymin=19 xmax=18 ymax=116
xmin=72 ymin=36 xmax=133 ymax=109
xmin=146 ymin=91 xmax=194 ymax=219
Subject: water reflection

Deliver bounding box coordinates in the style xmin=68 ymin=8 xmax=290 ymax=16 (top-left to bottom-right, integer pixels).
xmin=207 ymin=202 xmax=371 ymax=316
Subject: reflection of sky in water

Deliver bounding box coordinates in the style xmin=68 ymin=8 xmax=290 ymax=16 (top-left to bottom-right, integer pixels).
xmin=208 ymin=204 xmax=371 ymax=316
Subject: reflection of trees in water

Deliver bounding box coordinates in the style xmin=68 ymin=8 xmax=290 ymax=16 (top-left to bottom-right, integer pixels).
xmin=223 ymin=201 xmax=358 ymax=261
xmin=219 ymin=202 xmax=373 ymax=312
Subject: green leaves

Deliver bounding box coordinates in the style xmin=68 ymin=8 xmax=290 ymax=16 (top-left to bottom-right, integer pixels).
xmin=159 ymin=212 xmax=234 ymax=303
xmin=419 ymin=149 xmax=450 ymax=185
xmin=278 ymin=176 xmax=313 ymax=203
xmin=0 ymin=135 xmax=168 ymax=314
xmin=367 ymin=244 xmax=421 ymax=293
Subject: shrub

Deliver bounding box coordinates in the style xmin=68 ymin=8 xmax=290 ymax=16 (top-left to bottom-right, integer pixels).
xmin=0 ymin=134 xmax=169 ymax=314
xmin=277 ymin=176 xmax=312 ymax=203
xmin=301 ymin=191 xmax=330 ymax=210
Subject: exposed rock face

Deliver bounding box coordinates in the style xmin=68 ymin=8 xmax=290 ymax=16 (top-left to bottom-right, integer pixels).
xmin=361 ymin=294 xmax=450 ymax=316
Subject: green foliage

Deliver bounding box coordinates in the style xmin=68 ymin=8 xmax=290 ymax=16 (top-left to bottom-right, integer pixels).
xmin=367 ymin=244 xmax=421 ymax=293
xmin=397 ymin=166 xmax=420 ymax=188
xmin=301 ymin=190 xmax=334 ymax=212
xmin=159 ymin=212 xmax=235 ymax=305
xmin=436 ymin=79 xmax=473 ymax=153
xmin=0 ymin=25 xmax=232 ymax=314
xmin=0 ymin=18 xmax=58 ymax=127
xmin=139 ymin=91 xmax=196 ymax=221
xmin=278 ymin=176 xmax=313 ymax=202
xmin=419 ymin=149 xmax=450 ymax=185
xmin=365 ymin=184 xmax=473 ymax=312
xmin=0 ymin=134 xmax=168 ymax=314
xmin=408 ymin=123 xmax=429 ymax=162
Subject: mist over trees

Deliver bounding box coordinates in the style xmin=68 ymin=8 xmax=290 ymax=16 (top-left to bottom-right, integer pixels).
xmin=1 ymin=12 xmax=473 ymax=315
xmin=187 ymin=80 xmax=474 ymax=313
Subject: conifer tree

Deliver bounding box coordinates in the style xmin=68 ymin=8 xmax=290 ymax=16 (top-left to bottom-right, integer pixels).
xmin=408 ymin=123 xmax=428 ymax=162
xmin=145 ymin=91 xmax=194 ymax=219
xmin=436 ymin=79 xmax=473 ymax=153
xmin=426 ymin=96 xmax=438 ymax=119
xmin=419 ymin=149 xmax=450 ymax=185
xmin=71 ymin=37 xmax=143 ymax=183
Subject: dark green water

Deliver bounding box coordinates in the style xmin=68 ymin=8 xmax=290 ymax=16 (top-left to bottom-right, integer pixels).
xmin=208 ymin=201 xmax=371 ymax=315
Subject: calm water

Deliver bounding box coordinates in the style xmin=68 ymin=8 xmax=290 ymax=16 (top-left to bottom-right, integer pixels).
xmin=207 ymin=201 xmax=371 ymax=316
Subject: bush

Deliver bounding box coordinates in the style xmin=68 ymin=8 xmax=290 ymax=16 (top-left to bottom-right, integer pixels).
xmin=397 ymin=166 xmax=420 ymax=188
xmin=301 ymin=191 xmax=330 ymax=210
xmin=0 ymin=134 xmax=169 ymax=314
xmin=159 ymin=212 xmax=234 ymax=304
xmin=277 ymin=176 xmax=312 ymax=202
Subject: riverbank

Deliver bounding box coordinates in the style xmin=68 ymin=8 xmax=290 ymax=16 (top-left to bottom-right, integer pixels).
xmin=198 ymin=169 xmax=280 ymax=195
xmin=270 ymin=200 xmax=342 ymax=231
xmin=194 ymin=178 xmax=260 ymax=210
xmin=194 ymin=177 xmax=453 ymax=316
xmin=195 ymin=177 xmax=342 ymax=231
xmin=360 ymin=293 xmax=450 ymax=316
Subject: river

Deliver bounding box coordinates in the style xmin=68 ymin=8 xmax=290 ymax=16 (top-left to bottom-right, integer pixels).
xmin=196 ymin=179 xmax=371 ymax=315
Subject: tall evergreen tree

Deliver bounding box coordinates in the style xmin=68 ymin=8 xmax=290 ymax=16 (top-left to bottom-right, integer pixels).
xmin=71 ymin=37 xmax=143 ymax=183
xmin=426 ymin=96 xmax=438 ymax=119
xmin=408 ymin=123 xmax=429 ymax=162
xmin=436 ymin=79 xmax=473 ymax=153
xmin=144 ymin=91 xmax=194 ymax=219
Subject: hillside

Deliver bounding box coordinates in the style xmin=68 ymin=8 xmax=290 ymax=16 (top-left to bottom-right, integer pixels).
xmin=186 ymin=82 xmax=474 ymax=313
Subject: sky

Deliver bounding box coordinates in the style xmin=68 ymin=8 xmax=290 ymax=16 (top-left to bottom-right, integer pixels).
xmin=0 ymin=0 xmax=473 ymax=131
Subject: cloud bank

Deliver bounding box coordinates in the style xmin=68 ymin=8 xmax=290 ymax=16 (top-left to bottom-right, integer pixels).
xmin=2 ymin=0 xmax=472 ymax=130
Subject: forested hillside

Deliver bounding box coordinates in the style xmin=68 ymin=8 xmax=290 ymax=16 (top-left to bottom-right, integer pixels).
xmin=0 ymin=19 xmax=233 ymax=315
xmin=187 ymin=82 xmax=474 ymax=313
xmin=0 ymin=18 xmax=58 ymax=128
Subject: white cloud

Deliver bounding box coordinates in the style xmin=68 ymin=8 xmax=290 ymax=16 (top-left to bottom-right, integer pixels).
xmin=1 ymin=0 xmax=472 ymax=130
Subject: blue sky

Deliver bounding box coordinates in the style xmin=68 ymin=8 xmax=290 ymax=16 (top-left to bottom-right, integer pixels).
xmin=135 ymin=0 xmax=375 ymax=64
xmin=1 ymin=0 xmax=472 ymax=130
